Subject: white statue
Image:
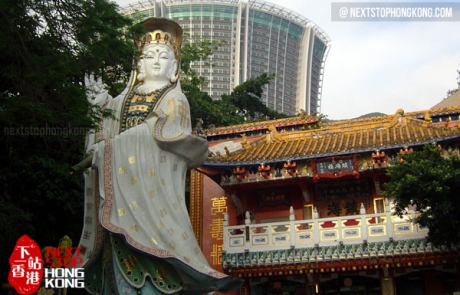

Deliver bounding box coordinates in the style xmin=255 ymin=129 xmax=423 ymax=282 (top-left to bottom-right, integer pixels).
xmin=77 ymin=17 xmax=240 ymax=294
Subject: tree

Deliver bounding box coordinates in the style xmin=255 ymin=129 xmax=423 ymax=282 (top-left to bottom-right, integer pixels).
xmin=446 ymin=66 xmax=460 ymax=98
xmin=180 ymin=38 xmax=221 ymax=87
xmin=179 ymin=39 xmax=287 ymax=127
xmin=0 ymin=0 xmax=140 ymax=283
xmin=179 ymin=38 xmax=244 ymax=127
xmin=186 ymin=72 xmax=289 ymax=128
xmin=185 ymin=85 xmax=244 ymax=127
xmin=180 ymin=37 xmax=249 ymax=127
xmin=222 ymin=73 xmax=273 ymax=120
xmin=220 ymin=73 xmax=288 ymax=123
xmin=383 ymin=143 xmax=460 ymax=247
xmin=175 ymin=34 xmax=289 ymax=128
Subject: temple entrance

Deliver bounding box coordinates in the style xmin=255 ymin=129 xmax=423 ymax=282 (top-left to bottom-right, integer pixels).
xmin=321 ymin=275 xmax=381 ymax=295
xmin=328 ymin=288 xmax=366 ymax=295
xmin=394 ymin=270 xmax=459 ymax=295
xmin=251 ymin=278 xmax=306 ymax=295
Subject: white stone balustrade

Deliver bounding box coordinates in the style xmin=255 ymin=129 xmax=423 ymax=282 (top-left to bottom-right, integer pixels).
xmin=223 ymin=210 xmax=428 ymax=254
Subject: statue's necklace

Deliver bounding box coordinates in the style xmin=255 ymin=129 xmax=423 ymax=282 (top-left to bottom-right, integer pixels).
xmin=120 ymin=84 xmax=171 ymax=132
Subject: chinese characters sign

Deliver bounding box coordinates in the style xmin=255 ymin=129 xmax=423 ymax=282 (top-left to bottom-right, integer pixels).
xmin=311 ymin=156 xmax=359 ymax=181
xmin=314 ymin=180 xmax=369 ymax=200
xmin=316 ymin=158 xmax=354 ymax=174
xmin=315 ymin=180 xmax=372 ymax=217
xmin=257 ymin=188 xmax=289 ymax=208
xmin=210 ymin=196 xmax=227 ymax=265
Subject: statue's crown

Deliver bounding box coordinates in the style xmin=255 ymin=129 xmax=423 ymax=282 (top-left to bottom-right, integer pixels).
xmin=135 ymin=18 xmax=183 ymax=61
xmin=139 ymin=30 xmax=180 ymax=59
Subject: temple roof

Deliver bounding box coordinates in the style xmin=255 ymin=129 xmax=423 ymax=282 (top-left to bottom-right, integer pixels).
xmin=203 ymin=113 xmax=320 ymax=139
xmin=431 ymin=90 xmax=460 ymax=110
xmin=204 ymin=108 xmax=460 ymax=166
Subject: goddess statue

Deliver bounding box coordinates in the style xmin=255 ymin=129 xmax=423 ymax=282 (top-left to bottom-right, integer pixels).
xmin=77 ymin=18 xmax=241 ymax=294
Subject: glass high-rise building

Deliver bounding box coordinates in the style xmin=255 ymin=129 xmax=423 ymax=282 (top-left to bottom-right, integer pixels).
xmin=121 ymin=0 xmax=330 ymax=115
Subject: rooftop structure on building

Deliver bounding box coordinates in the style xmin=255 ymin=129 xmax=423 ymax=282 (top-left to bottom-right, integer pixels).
xmin=121 ymin=0 xmax=330 ymax=116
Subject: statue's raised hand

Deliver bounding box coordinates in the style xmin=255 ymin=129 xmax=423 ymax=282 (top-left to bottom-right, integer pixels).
xmin=85 ymin=73 xmax=111 ymax=106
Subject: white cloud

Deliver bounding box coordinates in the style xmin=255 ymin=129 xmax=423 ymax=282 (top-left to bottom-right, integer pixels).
xmin=320 ymin=19 xmax=460 ymax=119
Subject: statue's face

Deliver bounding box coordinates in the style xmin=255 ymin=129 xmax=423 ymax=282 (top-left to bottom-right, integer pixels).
xmin=138 ymin=44 xmax=176 ymax=81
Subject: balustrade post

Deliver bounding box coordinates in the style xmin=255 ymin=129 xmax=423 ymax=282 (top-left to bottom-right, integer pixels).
xmin=386 ymin=209 xmax=395 ymax=240
xmin=245 ymin=211 xmax=251 ymax=242
xmin=223 ymin=213 xmax=229 ymax=250
xmin=384 ymin=198 xmax=395 ymax=239
xmin=313 ymin=207 xmax=319 ymax=219
xmin=361 ymin=211 xmax=368 ymax=242
xmin=222 ymin=214 xmax=229 ymax=268
xmin=313 ymin=208 xmax=320 ymax=245
xmin=289 ymin=206 xmax=296 ymax=248
xmin=338 ymin=216 xmax=343 ymax=243
xmin=410 ymin=211 xmax=417 ymax=233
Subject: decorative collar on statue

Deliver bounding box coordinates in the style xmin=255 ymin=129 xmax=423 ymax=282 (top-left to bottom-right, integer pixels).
xmin=120 ymin=83 xmax=173 ymax=132
xmin=134 ymin=82 xmax=172 ymax=97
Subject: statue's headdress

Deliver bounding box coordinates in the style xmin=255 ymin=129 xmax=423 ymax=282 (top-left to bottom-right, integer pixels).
xmin=135 ymin=18 xmax=183 ymax=76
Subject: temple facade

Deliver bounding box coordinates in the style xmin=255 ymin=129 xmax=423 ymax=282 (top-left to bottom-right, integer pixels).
xmin=189 ymin=106 xmax=460 ymax=295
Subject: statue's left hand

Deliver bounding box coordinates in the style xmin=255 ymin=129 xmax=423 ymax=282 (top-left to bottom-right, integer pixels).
xmin=152 ymin=110 xmax=208 ymax=169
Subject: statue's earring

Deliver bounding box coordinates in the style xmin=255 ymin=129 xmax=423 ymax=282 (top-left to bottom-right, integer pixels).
xmin=169 ymin=62 xmax=178 ymax=83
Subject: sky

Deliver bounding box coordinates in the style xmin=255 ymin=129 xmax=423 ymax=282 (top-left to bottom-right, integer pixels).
xmin=114 ymin=0 xmax=460 ymax=120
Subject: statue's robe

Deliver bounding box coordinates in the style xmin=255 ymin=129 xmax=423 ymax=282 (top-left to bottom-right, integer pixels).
xmin=77 ymin=82 xmax=241 ymax=294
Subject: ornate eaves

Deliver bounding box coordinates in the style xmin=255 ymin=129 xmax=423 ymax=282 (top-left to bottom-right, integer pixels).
xmin=205 ymin=109 xmax=460 ymax=166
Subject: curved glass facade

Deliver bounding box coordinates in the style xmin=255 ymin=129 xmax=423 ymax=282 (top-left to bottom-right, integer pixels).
xmin=121 ymin=0 xmax=330 ymax=116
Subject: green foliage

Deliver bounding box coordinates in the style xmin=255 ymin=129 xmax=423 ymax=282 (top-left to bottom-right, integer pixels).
xmin=178 ymin=39 xmax=287 ymax=127
xmin=178 ymin=36 xmax=246 ymax=127
xmin=185 ymin=72 xmax=288 ymax=128
xmin=180 ymin=38 xmax=221 ymax=87
xmin=221 ymin=73 xmax=274 ymax=119
xmin=184 ymin=83 xmax=244 ymax=127
xmin=383 ymin=143 xmax=460 ymax=247
xmin=0 ymin=0 xmax=138 ymax=282
xmin=219 ymin=73 xmax=288 ymax=124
